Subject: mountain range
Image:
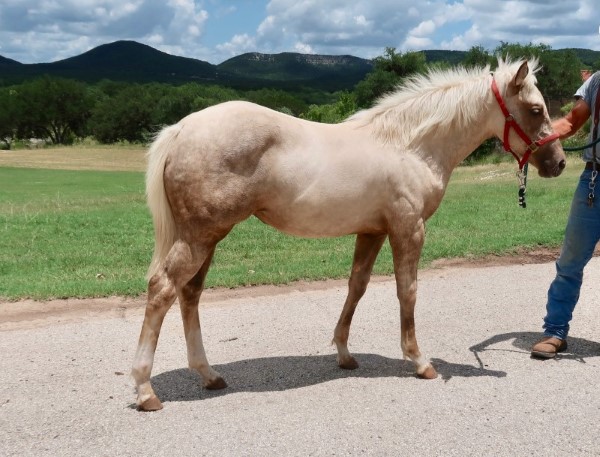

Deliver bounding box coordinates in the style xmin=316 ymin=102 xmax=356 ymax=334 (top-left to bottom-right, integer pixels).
xmin=0 ymin=40 xmax=373 ymax=91
xmin=1 ymin=40 xmax=599 ymax=91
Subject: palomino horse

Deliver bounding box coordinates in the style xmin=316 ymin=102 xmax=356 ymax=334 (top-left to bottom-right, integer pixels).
xmin=132 ymin=58 xmax=565 ymax=410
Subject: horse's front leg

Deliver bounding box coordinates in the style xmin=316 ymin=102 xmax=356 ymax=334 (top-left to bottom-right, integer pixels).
xmin=389 ymin=221 xmax=437 ymax=379
xmin=333 ymin=233 xmax=387 ymax=369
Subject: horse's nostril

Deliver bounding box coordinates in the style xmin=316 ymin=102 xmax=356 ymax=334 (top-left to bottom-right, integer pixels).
xmin=559 ymin=160 xmax=566 ymax=170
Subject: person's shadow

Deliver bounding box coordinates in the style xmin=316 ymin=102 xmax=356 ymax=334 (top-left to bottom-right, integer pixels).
xmin=148 ymin=352 xmax=507 ymax=406
xmin=469 ymin=331 xmax=600 ymax=370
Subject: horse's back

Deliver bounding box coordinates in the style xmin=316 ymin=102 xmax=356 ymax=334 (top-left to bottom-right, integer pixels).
xmin=173 ymin=101 xmax=299 ymax=165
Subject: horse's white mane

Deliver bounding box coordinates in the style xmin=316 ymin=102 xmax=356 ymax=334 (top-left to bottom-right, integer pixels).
xmin=348 ymin=57 xmax=541 ymax=149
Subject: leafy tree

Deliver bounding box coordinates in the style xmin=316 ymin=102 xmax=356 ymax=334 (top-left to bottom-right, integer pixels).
xmin=13 ymin=77 xmax=93 ymax=144
xmin=374 ymin=47 xmax=427 ymax=76
xmin=150 ymin=84 xmax=241 ymax=126
xmin=188 ymin=85 xmax=239 ymax=112
xmin=493 ymin=42 xmax=581 ymax=101
xmin=301 ymin=91 xmax=357 ymax=123
xmin=354 ymin=48 xmax=427 ymax=108
xmin=153 ymin=89 xmax=195 ymax=126
xmin=89 ymin=84 xmax=158 ymax=143
xmin=462 ymin=45 xmax=493 ymax=68
xmin=94 ymin=79 xmax=132 ymax=97
xmin=537 ymin=49 xmax=582 ymax=101
xmin=0 ymin=88 xmax=18 ymax=149
xmin=244 ymin=88 xmax=308 ymax=115
xmin=354 ymin=69 xmax=399 ymax=108
xmin=494 ymin=41 xmax=552 ymax=62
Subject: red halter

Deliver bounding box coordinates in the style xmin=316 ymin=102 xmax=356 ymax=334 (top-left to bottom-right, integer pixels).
xmin=491 ymin=78 xmax=560 ymax=170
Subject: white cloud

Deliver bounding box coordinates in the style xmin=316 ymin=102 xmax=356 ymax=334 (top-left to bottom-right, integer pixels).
xmin=0 ymin=0 xmax=598 ymax=65
xmin=216 ymin=34 xmax=257 ymax=58
xmin=354 ymin=15 xmax=370 ymax=27
xmin=411 ymin=20 xmax=436 ymax=37
xmin=0 ymin=0 xmax=209 ymax=63
xmin=295 ymin=42 xmax=314 ymax=54
xmin=403 ymin=36 xmax=434 ymax=50
xmin=440 ymin=25 xmax=483 ymax=51
xmin=453 ymin=0 xmax=600 ymax=51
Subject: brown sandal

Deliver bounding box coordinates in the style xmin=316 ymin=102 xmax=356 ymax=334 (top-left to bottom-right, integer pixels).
xmin=531 ymin=336 xmax=567 ymax=359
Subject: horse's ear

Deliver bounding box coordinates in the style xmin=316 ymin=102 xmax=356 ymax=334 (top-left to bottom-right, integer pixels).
xmin=510 ymin=61 xmax=529 ymax=93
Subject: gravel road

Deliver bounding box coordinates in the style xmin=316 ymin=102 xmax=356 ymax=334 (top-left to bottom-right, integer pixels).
xmin=1 ymin=259 xmax=599 ymax=456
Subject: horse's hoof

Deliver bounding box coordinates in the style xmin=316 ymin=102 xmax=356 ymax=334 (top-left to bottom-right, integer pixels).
xmin=417 ymin=365 xmax=438 ymax=380
xmin=137 ymin=395 xmax=163 ymax=411
xmin=338 ymin=356 xmax=359 ymax=370
xmin=205 ymin=376 xmax=228 ymax=390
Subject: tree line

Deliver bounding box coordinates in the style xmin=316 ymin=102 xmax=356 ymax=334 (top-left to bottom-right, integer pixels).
xmin=0 ymin=42 xmax=589 ymax=150
xmin=0 ymin=79 xmax=323 ymax=148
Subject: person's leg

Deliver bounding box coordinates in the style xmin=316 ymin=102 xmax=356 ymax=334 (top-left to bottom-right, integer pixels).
xmin=533 ymin=169 xmax=600 ymax=357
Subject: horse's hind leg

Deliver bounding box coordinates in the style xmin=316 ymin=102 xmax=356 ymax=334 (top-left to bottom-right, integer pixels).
xmin=333 ymin=233 xmax=386 ymax=369
xmin=178 ymin=246 xmax=227 ymax=390
xmin=389 ymin=223 xmax=437 ymax=379
xmin=131 ymin=240 xmax=210 ymax=411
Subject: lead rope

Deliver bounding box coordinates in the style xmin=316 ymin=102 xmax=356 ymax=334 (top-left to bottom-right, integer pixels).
xmin=588 ymin=81 xmax=600 ymax=207
xmin=517 ymin=163 xmax=528 ymax=208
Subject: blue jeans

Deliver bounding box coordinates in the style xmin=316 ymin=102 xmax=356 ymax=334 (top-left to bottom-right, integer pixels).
xmin=543 ymin=168 xmax=600 ymax=339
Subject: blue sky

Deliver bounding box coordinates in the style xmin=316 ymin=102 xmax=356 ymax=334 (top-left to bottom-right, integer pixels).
xmin=0 ymin=0 xmax=598 ymax=65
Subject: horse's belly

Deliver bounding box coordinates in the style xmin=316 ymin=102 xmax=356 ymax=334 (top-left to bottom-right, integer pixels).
xmin=254 ymin=161 xmax=391 ymax=237
xmin=255 ymin=201 xmax=385 ymax=238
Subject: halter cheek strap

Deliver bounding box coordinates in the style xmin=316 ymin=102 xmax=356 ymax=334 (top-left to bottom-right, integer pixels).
xmin=491 ymin=78 xmax=560 ymax=170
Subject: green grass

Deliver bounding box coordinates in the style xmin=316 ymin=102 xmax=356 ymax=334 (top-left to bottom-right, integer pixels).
xmin=0 ymin=168 xmax=151 ymax=299
xmin=0 ymin=162 xmax=580 ymax=300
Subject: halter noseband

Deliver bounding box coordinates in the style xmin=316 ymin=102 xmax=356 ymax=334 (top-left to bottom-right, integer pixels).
xmin=491 ymin=78 xmax=560 ymax=170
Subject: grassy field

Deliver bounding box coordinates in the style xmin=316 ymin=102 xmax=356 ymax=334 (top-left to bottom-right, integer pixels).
xmin=0 ymin=146 xmax=581 ymax=300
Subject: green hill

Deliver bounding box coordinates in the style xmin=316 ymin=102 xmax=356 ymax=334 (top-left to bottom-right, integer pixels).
xmin=1 ymin=41 xmax=598 ymax=90
xmin=217 ymin=52 xmax=373 ymax=90
xmin=423 ymin=50 xmax=467 ymax=65
xmin=0 ymin=41 xmax=216 ymax=85
xmin=0 ymin=41 xmax=372 ymax=90
xmin=566 ymin=48 xmax=600 ymax=68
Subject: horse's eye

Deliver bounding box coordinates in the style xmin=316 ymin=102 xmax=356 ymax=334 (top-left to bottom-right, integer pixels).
xmin=530 ymin=107 xmax=542 ymax=115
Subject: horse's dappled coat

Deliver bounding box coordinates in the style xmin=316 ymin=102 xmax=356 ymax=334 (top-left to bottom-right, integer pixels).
xmin=132 ymin=59 xmax=565 ymax=410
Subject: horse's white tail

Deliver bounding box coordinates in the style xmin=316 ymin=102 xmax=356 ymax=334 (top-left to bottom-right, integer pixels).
xmin=145 ymin=123 xmax=183 ymax=280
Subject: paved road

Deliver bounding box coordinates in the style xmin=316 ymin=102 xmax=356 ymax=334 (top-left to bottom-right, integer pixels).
xmin=1 ymin=259 xmax=600 ymax=456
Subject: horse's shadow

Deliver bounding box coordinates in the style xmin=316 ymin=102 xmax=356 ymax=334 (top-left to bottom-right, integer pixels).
xmin=151 ymin=353 xmax=506 ymax=404
xmin=469 ymin=331 xmax=600 ymax=368
xmin=150 ymin=332 xmax=600 ymax=405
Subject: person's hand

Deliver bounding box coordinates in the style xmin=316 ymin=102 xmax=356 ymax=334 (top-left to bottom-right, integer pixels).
xmin=552 ymin=98 xmax=591 ymax=139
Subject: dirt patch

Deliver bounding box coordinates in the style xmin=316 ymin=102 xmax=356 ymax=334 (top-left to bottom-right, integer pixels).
xmin=0 ymin=147 xmax=146 ymax=171
xmin=4 ymin=246 xmax=593 ymax=331
xmin=428 ymin=246 xmax=569 ymax=269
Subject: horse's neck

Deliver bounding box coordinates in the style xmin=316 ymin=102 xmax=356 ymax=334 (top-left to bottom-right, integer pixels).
xmin=418 ymin=94 xmax=496 ymax=185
